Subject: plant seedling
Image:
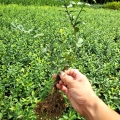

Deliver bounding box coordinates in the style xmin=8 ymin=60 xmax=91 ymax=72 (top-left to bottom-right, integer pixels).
xmin=34 ymin=0 xmax=85 ymax=119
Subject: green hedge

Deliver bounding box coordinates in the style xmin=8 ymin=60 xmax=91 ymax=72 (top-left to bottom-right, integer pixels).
xmin=0 ymin=0 xmax=80 ymax=6
xmin=0 ymin=0 xmax=120 ymax=5
xmin=104 ymin=1 xmax=120 ymax=10
xmin=83 ymin=0 xmax=120 ymax=4
xmin=0 ymin=0 xmax=60 ymax=6
xmin=0 ymin=4 xmax=120 ymax=120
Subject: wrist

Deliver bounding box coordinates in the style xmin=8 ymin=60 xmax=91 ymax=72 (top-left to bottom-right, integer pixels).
xmin=79 ymin=93 xmax=120 ymax=120
xmin=79 ymin=93 xmax=100 ymax=120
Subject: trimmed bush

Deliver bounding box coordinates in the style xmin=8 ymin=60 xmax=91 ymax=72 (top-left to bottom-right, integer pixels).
xmin=0 ymin=0 xmax=80 ymax=6
xmin=104 ymin=1 xmax=120 ymax=10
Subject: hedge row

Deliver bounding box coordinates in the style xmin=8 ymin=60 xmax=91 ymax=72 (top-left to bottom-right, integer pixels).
xmin=0 ymin=0 xmax=120 ymax=5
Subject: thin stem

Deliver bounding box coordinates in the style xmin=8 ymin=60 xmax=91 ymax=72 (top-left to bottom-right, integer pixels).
xmin=63 ymin=0 xmax=85 ymax=66
xmin=64 ymin=2 xmax=74 ymax=27
xmin=74 ymin=3 xmax=85 ymax=25
xmin=74 ymin=31 xmax=77 ymax=60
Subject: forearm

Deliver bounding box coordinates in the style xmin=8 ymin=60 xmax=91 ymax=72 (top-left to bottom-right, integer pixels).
xmin=81 ymin=95 xmax=120 ymax=120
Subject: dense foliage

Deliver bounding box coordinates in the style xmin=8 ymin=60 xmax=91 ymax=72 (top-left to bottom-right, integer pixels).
xmin=83 ymin=0 xmax=120 ymax=4
xmin=1 ymin=0 xmax=120 ymax=5
xmin=0 ymin=4 xmax=120 ymax=120
xmin=104 ymin=1 xmax=120 ymax=10
xmin=0 ymin=0 xmax=80 ymax=6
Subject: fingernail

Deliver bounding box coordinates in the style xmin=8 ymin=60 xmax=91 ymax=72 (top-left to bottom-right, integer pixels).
xmin=60 ymin=71 xmax=65 ymax=76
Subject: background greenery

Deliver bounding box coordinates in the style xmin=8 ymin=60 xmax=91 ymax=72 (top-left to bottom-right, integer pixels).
xmin=0 ymin=0 xmax=120 ymax=5
xmin=104 ymin=1 xmax=120 ymax=10
xmin=83 ymin=0 xmax=120 ymax=4
xmin=0 ymin=1 xmax=120 ymax=120
xmin=0 ymin=0 xmax=80 ymax=6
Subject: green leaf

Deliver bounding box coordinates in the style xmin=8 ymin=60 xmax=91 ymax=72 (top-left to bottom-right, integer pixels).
xmin=59 ymin=10 xmax=67 ymax=13
xmin=81 ymin=9 xmax=86 ymax=12
xmin=65 ymin=54 xmax=71 ymax=60
xmin=74 ymin=27 xmax=79 ymax=33
xmin=76 ymin=38 xmax=83 ymax=48
xmin=93 ymin=0 xmax=96 ymax=3
xmin=17 ymin=115 xmax=24 ymax=119
xmin=71 ymin=56 xmax=76 ymax=63
xmin=74 ymin=21 xmax=81 ymax=27
xmin=69 ymin=10 xmax=77 ymax=13
xmin=63 ymin=115 xmax=68 ymax=119
xmin=0 ymin=113 xmax=3 ymax=120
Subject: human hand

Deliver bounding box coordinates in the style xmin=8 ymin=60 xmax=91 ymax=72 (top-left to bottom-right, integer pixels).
xmin=53 ymin=68 xmax=97 ymax=117
xmin=53 ymin=68 xmax=120 ymax=120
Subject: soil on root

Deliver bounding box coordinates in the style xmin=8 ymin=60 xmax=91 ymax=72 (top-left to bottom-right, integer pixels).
xmin=34 ymin=75 xmax=67 ymax=120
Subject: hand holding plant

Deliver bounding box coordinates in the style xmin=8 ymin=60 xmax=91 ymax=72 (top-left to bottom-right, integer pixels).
xmin=53 ymin=69 xmax=120 ymax=120
xmin=34 ymin=1 xmax=86 ymax=119
xmin=53 ymin=68 xmax=97 ymax=117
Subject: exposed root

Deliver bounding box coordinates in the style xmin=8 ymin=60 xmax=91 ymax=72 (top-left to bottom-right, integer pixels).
xmin=34 ymin=75 xmax=67 ymax=120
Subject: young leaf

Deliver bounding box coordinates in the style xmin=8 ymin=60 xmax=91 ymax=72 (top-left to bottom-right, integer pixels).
xmin=69 ymin=10 xmax=77 ymax=13
xmin=74 ymin=27 xmax=79 ymax=33
xmin=74 ymin=21 xmax=81 ymax=27
xmin=76 ymin=38 xmax=83 ymax=48
xmin=0 ymin=113 xmax=3 ymax=120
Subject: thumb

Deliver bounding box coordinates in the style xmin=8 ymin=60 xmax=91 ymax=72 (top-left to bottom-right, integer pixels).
xmin=60 ymin=71 xmax=74 ymax=88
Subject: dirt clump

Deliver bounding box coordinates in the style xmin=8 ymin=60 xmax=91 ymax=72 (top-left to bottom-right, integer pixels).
xmin=34 ymin=75 xmax=67 ymax=120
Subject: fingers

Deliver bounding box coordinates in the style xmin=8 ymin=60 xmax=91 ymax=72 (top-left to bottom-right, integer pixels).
xmin=53 ymin=68 xmax=80 ymax=79
xmin=59 ymin=80 xmax=64 ymax=85
xmin=53 ymin=74 xmax=68 ymax=96
xmin=53 ymin=68 xmax=85 ymax=88
xmin=53 ymin=68 xmax=81 ymax=80
xmin=53 ymin=74 xmax=67 ymax=88
xmin=60 ymin=71 xmax=75 ymax=88
xmin=65 ymin=68 xmax=87 ymax=82
xmin=65 ymin=68 xmax=81 ymax=78
xmin=53 ymin=74 xmax=57 ymax=79
xmin=56 ymin=84 xmax=68 ymax=96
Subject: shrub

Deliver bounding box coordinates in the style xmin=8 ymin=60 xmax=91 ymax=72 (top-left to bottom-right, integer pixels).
xmin=0 ymin=0 xmax=80 ymax=6
xmin=104 ymin=1 xmax=120 ymax=10
xmin=82 ymin=0 xmax=119 ymax=4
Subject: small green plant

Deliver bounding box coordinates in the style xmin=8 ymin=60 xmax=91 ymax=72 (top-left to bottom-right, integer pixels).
xmin=60 ymin=0 xmax=85 ymax=67
xmin=34 ymin=1 xmax=86 ymax=119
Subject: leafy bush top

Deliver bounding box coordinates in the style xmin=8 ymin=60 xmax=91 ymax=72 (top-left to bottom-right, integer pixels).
xmin=104 ymin=1 xmax=120 ymax=10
